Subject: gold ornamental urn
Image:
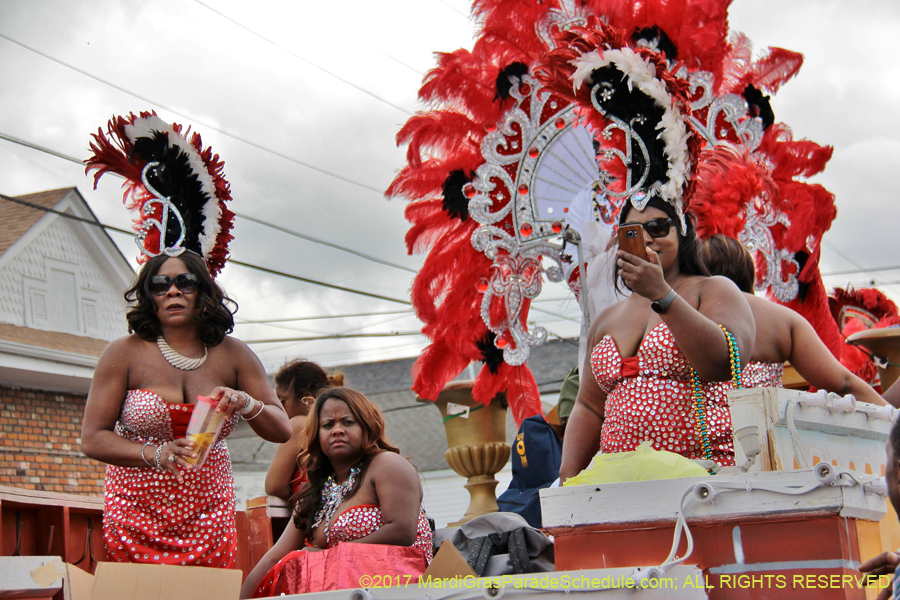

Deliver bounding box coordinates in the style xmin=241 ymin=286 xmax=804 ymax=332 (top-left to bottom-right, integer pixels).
xmin=420 ymin=381 xmax=510 ymax=525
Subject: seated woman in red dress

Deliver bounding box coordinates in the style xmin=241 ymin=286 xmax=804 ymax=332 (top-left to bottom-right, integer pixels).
xmin=265 ymin=360 xmax=345 ymax=502
xmin=241 ymin=387 xmax=433 ymax=598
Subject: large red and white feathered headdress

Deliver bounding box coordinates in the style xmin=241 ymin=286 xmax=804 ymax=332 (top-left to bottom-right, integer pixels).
xmin=388 ymin=0 xmax=841 ymax=424
xmin=85 ymin=111 xmax=235 ymax=277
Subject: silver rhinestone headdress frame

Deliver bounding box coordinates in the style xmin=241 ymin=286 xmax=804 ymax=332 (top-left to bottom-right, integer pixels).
xmin=136 ymin=161 xmax=187 ymax=259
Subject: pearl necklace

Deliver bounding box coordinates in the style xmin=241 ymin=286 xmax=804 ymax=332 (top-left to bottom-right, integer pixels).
xmin=156 ymin=336 xmax=208 ymax=371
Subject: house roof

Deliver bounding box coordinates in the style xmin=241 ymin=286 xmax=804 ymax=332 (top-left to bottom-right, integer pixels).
xmin=0 ymin=187 xmax=133 ymax=393
xmin=0 ymin=188 xmax=72 ymax=257
xmin=228 ymin=338 xmax=579 ymax=474
xmin=0 ymin=323 xmax=108 ymax=357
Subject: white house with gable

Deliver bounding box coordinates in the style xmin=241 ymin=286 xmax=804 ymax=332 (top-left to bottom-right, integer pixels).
xmin=0 ymin=187 xmax=133 ymax=394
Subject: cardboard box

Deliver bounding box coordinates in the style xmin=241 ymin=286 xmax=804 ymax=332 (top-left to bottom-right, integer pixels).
xmin=420 ymin=540 xmax=477 ymax=581
xmin=0 ymin=556 xmax=92 ymax=600
xmin=88 ymin=562 xmax=241 ymax=600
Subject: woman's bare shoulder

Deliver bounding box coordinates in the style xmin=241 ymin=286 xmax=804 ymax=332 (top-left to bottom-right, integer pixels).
xmin=369 ymin=451 xmax=414 ymax=470
xmin=589 ymin=298 xmax=630 ymax=338
xmin=745 ymin=294 xmax=795 ymax=324
xmin=98 ymin=334 xmax=147 ymax=359
xmin=214 ymin=335 xmax=259 ymax=363
xmin=217 ymin=334 xmax=249 ymax=352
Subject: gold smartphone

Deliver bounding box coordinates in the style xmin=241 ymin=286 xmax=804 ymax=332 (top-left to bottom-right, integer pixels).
xmin=617 ymin=224 xmax=648 ymax=262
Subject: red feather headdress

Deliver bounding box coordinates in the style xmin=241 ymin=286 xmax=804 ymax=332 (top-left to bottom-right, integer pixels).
xmin=388 ymin=0 xmax=842 ymax=424
xmin=85 ymin=111 xmax=235 ymax=277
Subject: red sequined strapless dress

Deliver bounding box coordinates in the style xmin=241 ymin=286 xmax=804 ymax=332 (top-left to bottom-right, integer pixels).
xmin=591 ymin=323 xmax=735 ymax=466
xmin=254 ymin=505 xmax=433 ymax=597
xmin=742 ymin=361 xmax=784 ymax=388
xmin=103 ymin=389 xmax=238 ymax=567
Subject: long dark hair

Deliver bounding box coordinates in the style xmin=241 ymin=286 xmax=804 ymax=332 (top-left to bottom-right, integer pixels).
xmin=614 ymin=197 xmax=708 ymax=294
xmin=698 ymin=234 xmax=756 ymax=294
xmin=124 ymin=252 xmax=236 ymax=346
xmin=274 ymin=360 xmax=344 ymax=403
xmin=291 ymin=387 xmax=399 ymax=539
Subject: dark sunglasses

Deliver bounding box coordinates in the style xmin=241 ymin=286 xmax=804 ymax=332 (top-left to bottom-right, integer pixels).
xmin=149 ymin=273 xmax=200 ymax=296
xmin=621 ymin=218 xmax=674 ymax=239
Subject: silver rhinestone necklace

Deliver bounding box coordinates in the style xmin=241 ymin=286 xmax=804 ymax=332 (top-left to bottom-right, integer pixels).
xmin=156 ymin=336 xmax=208 ymax=371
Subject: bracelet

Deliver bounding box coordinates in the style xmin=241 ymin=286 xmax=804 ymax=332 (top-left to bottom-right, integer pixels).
xmin=242 ymin=400 xmax=265 ymax=421
xmin=238 ymin=391 xmax=255 ymax=415
xmin=154 ymin=445 xmax=165 ymax=469
xmin=141 ymin=442 xmax=156 ymax=468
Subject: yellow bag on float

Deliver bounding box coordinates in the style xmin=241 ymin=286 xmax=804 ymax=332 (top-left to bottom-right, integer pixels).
xmin=563 ymin=441 xmax=709 ymax=486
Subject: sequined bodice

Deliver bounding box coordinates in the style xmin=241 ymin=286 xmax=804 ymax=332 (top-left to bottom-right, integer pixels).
xmin=742 ymin=361 xmax=784 ymax=388
xmin=590 ymin=323 xmax=735 ymax=465
xmin=591 ymin=323 xmax=692 ymax=392
xmin=115 ymin=389 xmax=238 ymax=444
xmin=328 ymin=505 xmax=433 ymax=562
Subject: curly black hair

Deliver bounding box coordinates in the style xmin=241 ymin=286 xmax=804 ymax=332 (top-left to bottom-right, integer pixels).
xmin=124 ymin=252 xmax=236 ymax=346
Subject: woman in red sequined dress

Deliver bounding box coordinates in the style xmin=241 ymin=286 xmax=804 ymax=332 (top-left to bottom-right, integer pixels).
xmin=81 ymin=253 xmax=292 ymax=568
xmin=699 ymin=234 xmax=889 ymax=406
xmin=265 ymin=360 xmax=345 ymax=502
xmin=558 ymin=198 xmax=756 ymax=483
xmin=241 ymin=387 xmax=433 ymax=598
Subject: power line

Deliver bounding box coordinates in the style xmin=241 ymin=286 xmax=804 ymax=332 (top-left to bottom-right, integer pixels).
xmin=0 ymin=32 xmax=381 ymax=194
xmin=193 ymin=0 xmax=414 ymax=116
xmin=0 ymin=193 xmax=582 ymax=341
xmin=0 ymin=132 xmax=417 ymax=274
xmin=0 ymin=193 xmax=412 ymax=305
xmin=822 ymin=264 xmax=900 ymax=277
xmin=236 ymin=309 xmax=412 ymax=324
xmin=0 ymin=131 xmax=83 ymax=166
xmin=246 ymin=332 xmax=424 ymax=344
xmin=226 ymin=257 xmax=410 ymax=304
xmin=237 ymin=213 xmax=417 ymax=274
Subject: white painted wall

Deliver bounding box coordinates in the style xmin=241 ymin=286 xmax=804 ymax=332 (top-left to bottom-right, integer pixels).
xmin=0 ymin=217 xmax=127 ymax=340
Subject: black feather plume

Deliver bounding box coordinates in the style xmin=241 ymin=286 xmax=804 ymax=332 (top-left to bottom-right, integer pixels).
xmin=743 ymin=85 xmax=775 ymax=130
xmin=442 ymin=169 xmax=471 ymax=221
xmin=131 ymin=130 xmax=207 ymax=256
xmin=495 ymin=62 xmax=530 ymax=102
xmin=477 ymin=331 xmax=504 ymax=374
xmin=589 ymin=65 xmax=668 ymax=190
xmin=631 ymin=26 xmax=678 ymax=62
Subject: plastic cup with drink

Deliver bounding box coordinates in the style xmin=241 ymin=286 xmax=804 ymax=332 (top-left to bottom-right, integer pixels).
xmin=184 ymin=395 xmax=227 ymax=468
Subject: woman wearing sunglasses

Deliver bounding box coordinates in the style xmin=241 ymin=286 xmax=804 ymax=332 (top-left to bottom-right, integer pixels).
xmin=558 ymin=197 xmax=756 ymax=483
xmin=81 ymin=253 xmax=292 ymax=568
xmin=265 ymin=360 xmax=345 ymax=502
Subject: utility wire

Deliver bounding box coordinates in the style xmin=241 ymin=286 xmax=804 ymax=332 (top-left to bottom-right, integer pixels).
xmin=237 ymin=213 xmax=417 ymax=274
xmin=0 ymin=193 xmax=587 ymax=345
xmin=0 ymin=132 xmax=417 ymax=274
xmin=822 ymin=264 xmax=900 ymax=277
xmin=0 ymin=131 xmax=83 ymax=166
xmin=0 ymin=193 xmax=412 ymax=305
xmin=247 ymin=332 xmax=423 ymax=344
xmin=193 ymin=0 xmax=414 ymax=116
xmin=0 ymin=32 xmax=381 ymax=194
xmin=0 ymin=136 xmax=585 ymax=318
xmin=236 ymin=309 xmax=412 ymax=324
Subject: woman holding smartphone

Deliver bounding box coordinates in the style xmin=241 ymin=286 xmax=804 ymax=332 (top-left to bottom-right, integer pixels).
xmin=558 ymin=197 xmax=755 ymax=483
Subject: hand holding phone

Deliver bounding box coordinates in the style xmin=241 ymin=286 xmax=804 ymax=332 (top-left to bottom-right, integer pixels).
xmin=617 ymin=224 xmax=648 ymax=262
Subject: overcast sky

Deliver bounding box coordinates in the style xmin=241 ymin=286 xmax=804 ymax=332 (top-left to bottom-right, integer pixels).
xmin=0 ymin=0 xmax=898 ymax=372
